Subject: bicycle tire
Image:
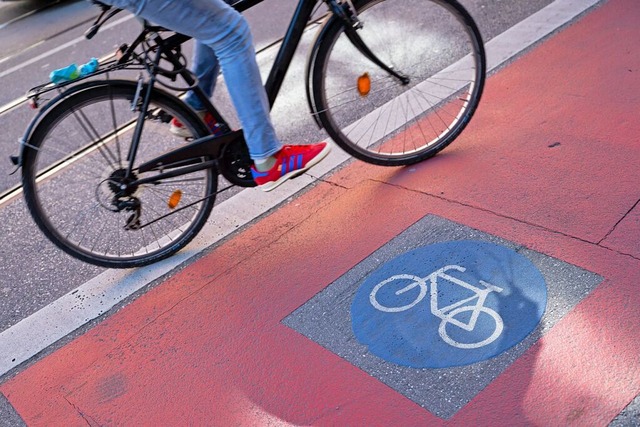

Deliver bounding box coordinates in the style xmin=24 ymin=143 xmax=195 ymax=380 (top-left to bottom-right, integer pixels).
xmin=369 ymin=274 xmax=428 ymax=312
xmin=439 ymin=306 xmax=503 ymax=349
xmin=22 ymin=80 xmax=218 ymax=268
xmin=312 ymin=0 xmax=486 ymax=166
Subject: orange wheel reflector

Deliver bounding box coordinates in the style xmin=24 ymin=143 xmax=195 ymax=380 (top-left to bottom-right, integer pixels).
xmin=357 ymin=72 xmax=371 ymax=96
xmin=168 ymin=189 xmax=182 ymax=209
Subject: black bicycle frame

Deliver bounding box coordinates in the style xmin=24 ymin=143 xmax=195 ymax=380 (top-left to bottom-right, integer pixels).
xmin=260 ymin=0 xmax=320 ymax=106
xmin=134 ymin=0 xmax=328 ymax=176
xmin=131 ymin=0 xmax=400 ymax=181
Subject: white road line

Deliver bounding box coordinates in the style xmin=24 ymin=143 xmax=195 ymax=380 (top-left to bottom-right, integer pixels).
xmin=0 ymin=95 xmax=27 ymax=117
xmin=0 ymin=0 xmax=603 ymax=377
xmin=0 ymin=14 xmax=134 ymax=80
xmin=0 ymin=4 xmax=51 ymax=31
xmin=0 ymin=40 xmax=44 ymax=66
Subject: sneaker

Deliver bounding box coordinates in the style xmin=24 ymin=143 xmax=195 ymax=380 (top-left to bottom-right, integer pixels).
xmin=251 ymin=142 xmax=331 ymax=192
xmin=170 ymin=110 xmax=226 ymax=138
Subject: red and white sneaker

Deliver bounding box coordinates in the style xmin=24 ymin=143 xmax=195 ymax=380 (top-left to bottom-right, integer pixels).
xmin=251 ymin=142 xmax=331 ymax=192
xmin=170 ymin=111 xmax=226 ymax=138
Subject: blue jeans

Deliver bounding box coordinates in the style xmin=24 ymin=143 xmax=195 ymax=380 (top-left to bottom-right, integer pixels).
xmin=184 ymin=41 xmax=220 ymax=112
xmin=99 ymin=0 xmax=282 ymax=159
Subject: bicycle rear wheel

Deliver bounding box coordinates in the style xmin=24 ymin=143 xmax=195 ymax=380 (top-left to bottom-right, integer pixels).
xmin=312 ymin=0 xmax=486 ymax=166
xmin=21 ymin=81 xmax=217 ymax=268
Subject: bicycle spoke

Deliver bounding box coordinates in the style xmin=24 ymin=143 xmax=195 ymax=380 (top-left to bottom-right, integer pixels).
xmin=68 ymin=105 xmax=121 ymax=169
xmin=23 ymin=82 xmax=218 ymax=268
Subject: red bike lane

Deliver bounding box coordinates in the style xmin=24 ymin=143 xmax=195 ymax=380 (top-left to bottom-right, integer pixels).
xmin=2 ymin=0 xmax=639 ymax=424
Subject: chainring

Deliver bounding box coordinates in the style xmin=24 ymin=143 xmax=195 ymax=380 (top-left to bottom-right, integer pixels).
xmin=218 ymin=133 xmax=257 ymax=188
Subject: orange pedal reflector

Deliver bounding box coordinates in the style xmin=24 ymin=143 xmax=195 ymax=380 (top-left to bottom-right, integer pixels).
xmin=357 ymin=72 xmax=371 ymax=96
xmin=168 ymin=190 xmax=182 ymax=209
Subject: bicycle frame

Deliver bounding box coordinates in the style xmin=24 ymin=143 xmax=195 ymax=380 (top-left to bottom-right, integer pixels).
xmin=129 ymin=0 xmax=400 ymax=183
xmin=125 ymin=0 xmax=324 ymax=180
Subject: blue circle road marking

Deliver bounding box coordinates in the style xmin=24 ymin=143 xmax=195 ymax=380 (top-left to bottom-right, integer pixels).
xmin=351 ymin=240 xmax=547 ymax=368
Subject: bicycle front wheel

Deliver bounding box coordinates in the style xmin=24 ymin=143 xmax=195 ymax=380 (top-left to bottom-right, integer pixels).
xmin=313 ymin=0 xmax=486 ymax=166
xmin=21 ymin=81 xmax=217 ymax=268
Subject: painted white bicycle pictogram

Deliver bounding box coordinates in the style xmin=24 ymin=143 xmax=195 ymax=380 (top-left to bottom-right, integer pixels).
xmin=369 ymin=265 xmax=504 ymax=349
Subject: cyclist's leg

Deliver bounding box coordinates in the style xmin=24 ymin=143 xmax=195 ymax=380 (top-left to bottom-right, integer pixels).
xmin=135 ymin=0 xmax=282 ymax=160
xmin=183 ymin=41 xmax=219 ymax=111
xmin=169 ymin=41 xmax=222 ymax=137
xmin=183 ymin=0 xmax=236 ymax=111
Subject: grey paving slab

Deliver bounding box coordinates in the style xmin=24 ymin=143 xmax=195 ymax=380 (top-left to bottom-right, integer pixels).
xmin=610 ymin=393 xmax=640 ymax=427
xmin=284 ymin=214 xmax=603 ymax=419
xmin=0 ymin=393 xmax=25 ymax=427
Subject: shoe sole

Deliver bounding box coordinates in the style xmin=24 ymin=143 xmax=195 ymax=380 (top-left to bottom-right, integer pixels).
xmin=169 ymin=124 xmax=192 ymax=139
xmin=259 ymin=143 xmax=332 ymax=192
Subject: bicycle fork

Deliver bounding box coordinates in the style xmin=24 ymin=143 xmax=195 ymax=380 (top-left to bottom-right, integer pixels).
xmin=326 ymin=0 xmax=410 ymax=85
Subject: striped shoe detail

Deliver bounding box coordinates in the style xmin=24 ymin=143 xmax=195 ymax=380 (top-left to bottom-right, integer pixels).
xmin=250 ymin=142 xmax=330 ymax=192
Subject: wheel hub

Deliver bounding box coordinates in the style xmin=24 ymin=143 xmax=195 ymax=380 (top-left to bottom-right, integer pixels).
xmin=107 ymin=168 xmax=138 ymax=196
xmin=96 ymin=167 xmax=141 ymax=214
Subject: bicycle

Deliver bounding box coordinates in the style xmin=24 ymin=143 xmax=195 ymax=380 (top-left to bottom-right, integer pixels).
xmin=370 ymin=265 xmax=504 ymax=349
xmin=10 ymin=0 xmax=486 ymax=268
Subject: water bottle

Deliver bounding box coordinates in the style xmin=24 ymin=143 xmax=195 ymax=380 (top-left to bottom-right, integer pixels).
xmin=50 ymin=58 xmax=99 ymax=84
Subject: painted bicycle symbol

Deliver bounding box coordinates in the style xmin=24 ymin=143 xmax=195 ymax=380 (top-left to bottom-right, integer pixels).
xmin=369 ymin=265 xmax=504 ymax=349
